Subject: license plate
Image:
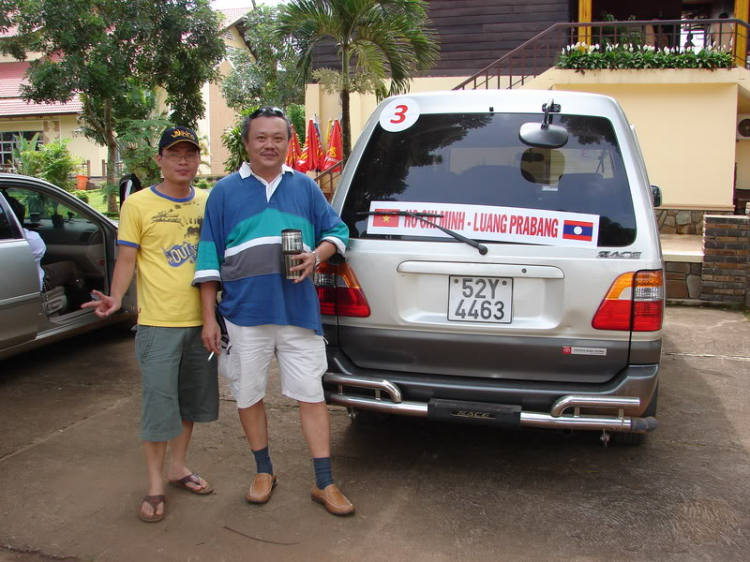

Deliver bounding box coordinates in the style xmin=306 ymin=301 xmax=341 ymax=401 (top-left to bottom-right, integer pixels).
xmin=448 ymin=276 xmax=513 ymax=324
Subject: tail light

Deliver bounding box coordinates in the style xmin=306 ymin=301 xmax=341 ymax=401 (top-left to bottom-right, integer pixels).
xmin=315 ymin=262 xmax=371 ymax=317
xmin=592 ymin=270 xmax=664 ymax=331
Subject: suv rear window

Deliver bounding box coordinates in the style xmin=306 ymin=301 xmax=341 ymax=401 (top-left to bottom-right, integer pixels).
xmin=342 ymin=113 xmax=636 ymax=247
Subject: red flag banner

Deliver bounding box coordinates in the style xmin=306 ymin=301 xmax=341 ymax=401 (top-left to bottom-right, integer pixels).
xmin=322 ymin=119 xmax=343 ymax=171
xmin=296 ymin=122 xmax=310 ymax=172
xmin=297 ymin=118 xmax=324 ymax=173
xmin=286 ymin=124 xmax=303 ymax=171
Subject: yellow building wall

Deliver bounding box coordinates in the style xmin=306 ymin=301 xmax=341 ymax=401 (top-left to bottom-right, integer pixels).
xmin=59 ymin=116 xmax=108 ymax=178
xmin=543 ymin=69 xmax=742 ymax=211
xmin=736 ymin=140 xmax=750 ymax=192
xmin=194 ymin=23 xmax=248 ymax=176
xmin=223 ymin=26 xmax=247 ymax=50
xmin=306 ymin=71 xmax=741 ymax=211
xmin=305 ymin=76 xmax=471 ymax=146
xmin=0 ymin=115 xmax=107 ymax=177
xmin=201 ymin=59 xmax=240 ymax=176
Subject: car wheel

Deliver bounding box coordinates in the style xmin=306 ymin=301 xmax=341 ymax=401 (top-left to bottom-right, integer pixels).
xmin=347 ymin=407 xmax=390 ymax=425
xmin=613 ymin=384 xmax=659 ymax=445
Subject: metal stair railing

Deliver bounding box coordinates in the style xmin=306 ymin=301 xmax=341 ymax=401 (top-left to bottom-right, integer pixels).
xmin=313 ymin=161 xmax=342 ymax=201
xmin=454 ymin=18 xmax=750 ymax=92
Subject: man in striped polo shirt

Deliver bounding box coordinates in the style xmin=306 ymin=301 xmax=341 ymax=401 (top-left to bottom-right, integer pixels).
xmin=194 ymin=107 xmax=353 ymax=516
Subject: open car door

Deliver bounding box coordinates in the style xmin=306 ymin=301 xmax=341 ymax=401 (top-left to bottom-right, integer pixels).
xmin=0 ymin=191 xmax=40 ymax=349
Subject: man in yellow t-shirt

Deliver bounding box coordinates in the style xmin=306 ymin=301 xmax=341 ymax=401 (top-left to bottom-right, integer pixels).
xmin=82 ymin=126 xmax=218 ymax=523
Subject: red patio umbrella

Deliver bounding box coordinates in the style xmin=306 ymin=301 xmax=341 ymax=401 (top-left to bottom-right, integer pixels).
xmin=322 ymin=119 xmax=343 ymax=172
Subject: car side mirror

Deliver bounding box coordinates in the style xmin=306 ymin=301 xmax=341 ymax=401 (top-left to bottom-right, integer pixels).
xmin=519 ymin=122 xmax=569 ymax=149
xmin=651 ymin=185 xmax=662 ymax=207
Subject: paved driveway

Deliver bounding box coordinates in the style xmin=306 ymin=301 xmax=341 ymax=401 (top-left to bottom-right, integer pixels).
xmin=0 ymin=306 xmax=748 ymax=562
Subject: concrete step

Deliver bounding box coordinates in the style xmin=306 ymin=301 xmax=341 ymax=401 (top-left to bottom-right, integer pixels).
xmin=660 ymin=234 xmax=702 ymax=263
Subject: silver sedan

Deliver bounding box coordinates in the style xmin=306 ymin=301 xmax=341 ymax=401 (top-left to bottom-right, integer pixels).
xmin=0 ymin=174 xmax=136 ymax=360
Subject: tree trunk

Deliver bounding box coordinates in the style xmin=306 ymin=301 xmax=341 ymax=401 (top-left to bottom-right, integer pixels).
xmin=341 ymin=87 xmax=351 ymax=161
xmin=104 ymin=99 xmax=118 ymax=214
xmin=341 ymin=45 xmax=352 ymax=161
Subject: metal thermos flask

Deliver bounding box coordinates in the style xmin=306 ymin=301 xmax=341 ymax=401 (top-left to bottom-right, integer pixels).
xmin=281 ymin=229 xmax=303 ymax=280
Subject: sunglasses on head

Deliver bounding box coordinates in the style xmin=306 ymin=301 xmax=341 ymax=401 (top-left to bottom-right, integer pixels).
xmin=249 ymin=106 xmax=286 ymax=119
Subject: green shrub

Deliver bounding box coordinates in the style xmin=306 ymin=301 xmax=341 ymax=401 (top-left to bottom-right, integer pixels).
xmin=286 ymin=103 xmax=306 ymax=145
xmin=75 ymin=191 xmax=89 ymax=203
xmin=33 ymin=139 xmax=83 ymax=192
xmin=12 ymin=133 xmax=42 ymax=176
xmin=556 ymin=43 xmax=734 ymax=72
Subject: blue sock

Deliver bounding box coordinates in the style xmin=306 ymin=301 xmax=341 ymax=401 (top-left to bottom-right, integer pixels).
xmin=313 ymin=457 xmax=334 ymax=489
xmin=252 ymin=446 xmax=273 ymax=475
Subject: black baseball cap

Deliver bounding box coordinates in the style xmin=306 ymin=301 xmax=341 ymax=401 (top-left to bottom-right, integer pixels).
xmin=158 ymin=126 xmax=200 ymax=153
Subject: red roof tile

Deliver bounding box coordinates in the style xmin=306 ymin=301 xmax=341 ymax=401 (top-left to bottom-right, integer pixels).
xmin=218 ymin=7 xmax=252 ymax=27
xmin=0 ymin=61 xmax=81 ymax=116
xmin=0 ymin=61 xmax=29 ymax=97
xmin=0 ymin=97 xmax=82 ymax=116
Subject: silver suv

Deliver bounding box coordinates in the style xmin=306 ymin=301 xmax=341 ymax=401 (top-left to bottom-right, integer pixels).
xmin=316 ymin=90 xmax=663 ymax=445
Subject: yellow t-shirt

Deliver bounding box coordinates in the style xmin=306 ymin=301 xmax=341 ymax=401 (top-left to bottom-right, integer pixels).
xmin=117 ymin=186 xmax=207 ymax=327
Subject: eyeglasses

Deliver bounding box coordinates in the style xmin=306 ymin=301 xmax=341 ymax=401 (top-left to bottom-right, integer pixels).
xmin=162 ymin=152 xmax=201 ymax=163
xmin=249 ymin=106 xmax=286 ymax=119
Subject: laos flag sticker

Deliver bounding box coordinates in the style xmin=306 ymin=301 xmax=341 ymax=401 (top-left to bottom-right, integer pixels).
xmin=562 ymin=220 xmax=594 ymax=241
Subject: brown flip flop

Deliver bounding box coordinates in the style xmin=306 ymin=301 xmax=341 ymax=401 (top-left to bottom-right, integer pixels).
xmin=138 ymin=495 xmax=166 ymax=523
xmin=168 ymin=472 xmax=214 ymax=495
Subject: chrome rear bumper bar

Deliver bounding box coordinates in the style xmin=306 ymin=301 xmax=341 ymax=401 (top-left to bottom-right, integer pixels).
xmin=324 ymin=373 xmax=657 ymax=434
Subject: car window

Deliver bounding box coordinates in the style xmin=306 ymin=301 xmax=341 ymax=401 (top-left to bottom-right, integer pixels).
xmin=5 ymin=188 xmax=88 ymax=227
xmin=343 ymin=113 xmax=636 ymax=247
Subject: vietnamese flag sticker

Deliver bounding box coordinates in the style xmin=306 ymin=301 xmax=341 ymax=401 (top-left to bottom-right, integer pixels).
xmin=373 ymin=209 xmax=400 ymax=227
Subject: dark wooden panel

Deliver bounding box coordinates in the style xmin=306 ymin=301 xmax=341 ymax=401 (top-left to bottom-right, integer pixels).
xmin=430 ymin=0 xmax=566 ymax=10
xmin=437 ymin=22 xmax=561 ymax=37
xmin=431 ymin=12 xmax=569 ymax=26
xmin=481 ymin=23 xmax=559 ymax=35
xmin=439 ymin=29 xmax=552 ymax=43
xmin=310 ymin=0 xmax=571 ymax=78
xmin=431 ymin=4 xmax=568 ymax=18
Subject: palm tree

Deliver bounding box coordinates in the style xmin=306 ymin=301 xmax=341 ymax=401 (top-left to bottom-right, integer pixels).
xmin=277 ymin=0 xmax=439 ymax=160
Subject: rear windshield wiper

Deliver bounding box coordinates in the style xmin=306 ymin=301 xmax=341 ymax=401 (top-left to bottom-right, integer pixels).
xmin=358 ymin=211 xmax=488 ymax=255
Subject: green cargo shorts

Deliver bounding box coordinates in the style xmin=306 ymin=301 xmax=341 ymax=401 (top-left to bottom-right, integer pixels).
xmin=135 ymin=325 xmax=219 ymax=442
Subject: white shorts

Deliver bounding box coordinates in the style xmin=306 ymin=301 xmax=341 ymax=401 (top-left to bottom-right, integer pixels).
xmin=220 ymin=321 xmax=327 ymax=408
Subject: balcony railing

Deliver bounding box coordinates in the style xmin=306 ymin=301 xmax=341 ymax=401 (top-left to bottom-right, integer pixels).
xmin=314 ymin=162 xmax=342 ymax=201
xmin=454 ymin=18 xmax=750 ymax=91
xmin=102 ymin=159 xmax=124 ymax=179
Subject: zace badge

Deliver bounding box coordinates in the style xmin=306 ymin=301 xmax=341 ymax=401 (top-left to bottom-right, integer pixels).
xmin=380 ymin=98 xmax=420 ymax=132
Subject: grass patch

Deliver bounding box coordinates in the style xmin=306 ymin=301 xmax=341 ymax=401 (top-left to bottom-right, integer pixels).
xmin=83 ymin=189 xmax=111 ymax=214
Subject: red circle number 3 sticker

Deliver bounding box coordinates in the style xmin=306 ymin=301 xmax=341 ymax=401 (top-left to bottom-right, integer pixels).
xmin=380 ymin=98 xmax=419 ymax=132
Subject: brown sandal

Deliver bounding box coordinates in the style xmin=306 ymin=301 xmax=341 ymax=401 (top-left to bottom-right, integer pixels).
xmin=138 ymin=495 xmax=166 ymax=523
xmin=168 ymin=472 xmax=214 ymax=495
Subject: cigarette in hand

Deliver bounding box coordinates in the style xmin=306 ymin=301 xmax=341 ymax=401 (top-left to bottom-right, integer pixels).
xmin=208 ymin=351 xmax=215 ymax=361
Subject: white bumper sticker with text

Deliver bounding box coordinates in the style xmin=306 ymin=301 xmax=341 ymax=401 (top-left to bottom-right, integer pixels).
xmin=562 ymin=346 xmax=607 ymax=356
xmin=367 ymin=201 xmax=600 ymax=247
